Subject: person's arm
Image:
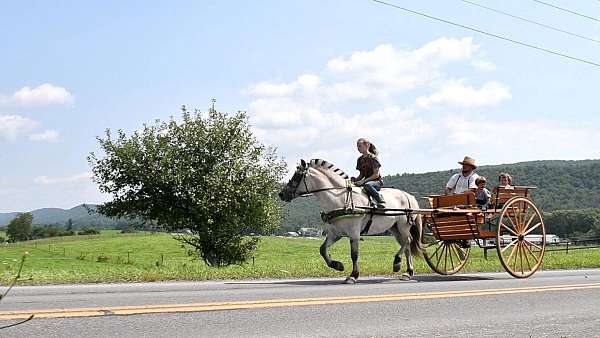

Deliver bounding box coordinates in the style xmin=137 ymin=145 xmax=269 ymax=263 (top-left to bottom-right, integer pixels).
xmin=444 ymin=174 xmax=457 ymax=195
xmin=362 ymin=167 xmax=380 ymax=183
xmin=468 ymin=174 xmax=479 ymax=192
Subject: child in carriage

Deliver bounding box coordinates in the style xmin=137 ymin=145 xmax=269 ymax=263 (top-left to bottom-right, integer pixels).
xmin=475 ymin=176 xmax=491 ymax=207
xmin=351 ymin=138 xmax=386 ymax=208
xmin=498 ymin=172 xmax=514 ymax=189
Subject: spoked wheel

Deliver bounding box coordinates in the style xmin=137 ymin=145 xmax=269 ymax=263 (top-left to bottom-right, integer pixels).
xmin=422 ymin=233 xmax=470 ymax=275
xmin=496 ymin=197 xmax=546 ymax=278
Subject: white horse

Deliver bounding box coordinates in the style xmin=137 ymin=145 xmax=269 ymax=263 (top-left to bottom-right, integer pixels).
xmin=279 ymin=159 xmax=423 ymax=283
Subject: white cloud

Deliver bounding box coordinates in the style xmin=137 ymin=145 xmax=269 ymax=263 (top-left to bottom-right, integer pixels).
xmin=29 ymin=129 xmax=60 ymax=142
xmin=34 ymin=172 xmax=92 ymax=185
xmin=0 ymin=83 xmax=74 ymax=107
xmin=246 ymin=37 xmax=483 ymax=107
xmin=244 ymin=81 xmax=296 ymax=97
xmin=0 ymin=114 xmax=39 ymax=141
xmin=242 ymin=38 xmax=491 ymax=173
xmin=471 ymin=60 xmax=496 ymax=72
xmin=242 ymin=37 xmax=598 ymax=175
xmin=416 ymin=80 xmax=511 ymax=109
xmin=326 ymin=37 xmax=478 ymax=93
xmin=244 ymin=74 xmax=320 ymax=97
xmin=441 ymin=117 xmax=600 ymax=165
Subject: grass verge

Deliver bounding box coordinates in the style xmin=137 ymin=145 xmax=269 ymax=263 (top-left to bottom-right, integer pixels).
xmin=1 ymin=233 xmax=599 ymax=285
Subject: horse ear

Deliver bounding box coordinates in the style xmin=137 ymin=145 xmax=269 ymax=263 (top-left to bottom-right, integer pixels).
xmin=300 ymin=159 xmax=307 ymax=168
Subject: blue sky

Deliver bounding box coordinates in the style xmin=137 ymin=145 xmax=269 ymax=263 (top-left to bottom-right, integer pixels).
xmin=1 ymin=0 xmax=599 ymax=212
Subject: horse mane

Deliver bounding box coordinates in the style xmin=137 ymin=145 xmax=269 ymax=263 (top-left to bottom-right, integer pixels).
xmin=308 ymin=159 xmax=349 ymax=184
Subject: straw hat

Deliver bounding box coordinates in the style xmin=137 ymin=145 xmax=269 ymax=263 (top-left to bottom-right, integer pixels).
xmin=458 ymin=156 xmax=477 ymax=169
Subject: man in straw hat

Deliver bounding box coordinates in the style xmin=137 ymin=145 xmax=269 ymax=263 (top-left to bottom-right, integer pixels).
xmin=444 ymin=156 xmax=480 ymax=195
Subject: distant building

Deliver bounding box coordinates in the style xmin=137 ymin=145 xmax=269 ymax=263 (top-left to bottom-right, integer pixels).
xmin=298 ymin=227 xmax=322 ymax=237
xmin=483 ymin=234 xmax=561 ymax=246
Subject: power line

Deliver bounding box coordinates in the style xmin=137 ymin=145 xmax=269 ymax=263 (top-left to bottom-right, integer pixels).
xmin=532 ymin=0 xmax=600 ymax=23
xmin=459 ymin=0 xmax=600 ymax=44
xmin=371 ymin=0 xmax=600 ymax=68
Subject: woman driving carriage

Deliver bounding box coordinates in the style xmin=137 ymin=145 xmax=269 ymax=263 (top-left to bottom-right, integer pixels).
xmin=351 ymin=138 xmax=386 ymax=208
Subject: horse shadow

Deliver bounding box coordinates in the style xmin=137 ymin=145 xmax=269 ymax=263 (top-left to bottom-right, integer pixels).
xmin=225 ymin=274 xmax=500 ymax=286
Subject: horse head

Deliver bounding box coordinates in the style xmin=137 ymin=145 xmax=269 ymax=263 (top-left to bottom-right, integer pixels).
xmin=279 ymin=159 xmax=309 ymax=202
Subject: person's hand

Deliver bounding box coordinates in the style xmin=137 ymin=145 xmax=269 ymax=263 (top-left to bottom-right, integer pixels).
xmin=355 ymin=179 xmax=365 ymax=186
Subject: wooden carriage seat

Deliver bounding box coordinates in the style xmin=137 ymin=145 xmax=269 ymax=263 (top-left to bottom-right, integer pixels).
xmin=425 ymin=192 xmax=493 ymax=240
xmin=427 ymin=192 xmax=477 ymax=208
xmin=429 ymin=212 xmax=493 ymax=240
xmin=489 ymin=186 xmax=533 ymax=211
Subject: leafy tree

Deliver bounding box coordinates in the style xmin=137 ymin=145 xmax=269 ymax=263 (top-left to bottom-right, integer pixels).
xmin=6 ymin=213 xmax=33 ymax=242
xmin=88 ymin=106 xmax=285 ymax=267
xmin=31 ymin=225 xmax=73 ymax=239
xmin=66 ymin=218 xmax=74 ymax=232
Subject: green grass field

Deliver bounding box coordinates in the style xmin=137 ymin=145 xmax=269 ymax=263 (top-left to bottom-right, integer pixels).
xmin=1 ymin=232 xmax=599 ymax=285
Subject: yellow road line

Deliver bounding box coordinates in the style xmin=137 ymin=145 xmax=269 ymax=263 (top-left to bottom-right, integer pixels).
xmin=1 ymin=282 xmax=600 ymax=320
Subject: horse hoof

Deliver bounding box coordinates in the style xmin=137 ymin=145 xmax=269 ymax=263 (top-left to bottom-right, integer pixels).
xmin=330 ymin=261 xmax=345 ymax=272
xmin=344 ymin=276 xmax=356 ymax=284
xmin=400 ymin=273 xmax=412 ymax=280
xmin=393 ymin=264 xmax=401 ymax=273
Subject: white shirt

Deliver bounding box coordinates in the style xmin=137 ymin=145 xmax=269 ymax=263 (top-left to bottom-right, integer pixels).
xmin=446 ymin=172 xmax=479 ymax=194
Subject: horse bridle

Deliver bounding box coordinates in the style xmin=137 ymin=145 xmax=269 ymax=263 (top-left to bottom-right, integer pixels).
xmin=288 ymin=166 xmax=347 ymax=198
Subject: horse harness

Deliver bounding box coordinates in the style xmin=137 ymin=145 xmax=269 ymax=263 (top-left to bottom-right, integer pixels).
xmin=293 ymin=166 xmax=414 ymax=236
xmin=318 ymin=185 xmax=414 ymax=236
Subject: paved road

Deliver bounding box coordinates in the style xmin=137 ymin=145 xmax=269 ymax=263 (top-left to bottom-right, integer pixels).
xmin=1 ymin=269 xmax=600 ymax=337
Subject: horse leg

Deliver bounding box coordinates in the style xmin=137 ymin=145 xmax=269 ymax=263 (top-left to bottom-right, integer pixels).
xmin=390 ymin=224 xmax=414 ymax=278
xmin=404 ymin=243 xmax=415 ymax=278
xmin=344 ymin=237 xmax=360 ymax=284
xmin=389 ymin=226 xmax=404 ymax=273
xmin=320 ymin=234 xmax=344 ymax=271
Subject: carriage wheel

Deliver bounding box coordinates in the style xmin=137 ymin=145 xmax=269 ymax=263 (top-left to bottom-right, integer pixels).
xmin=496 ymin=197 xmax=546 ymax=278
xmin=422 ymin=233 xmax=470 ymax=275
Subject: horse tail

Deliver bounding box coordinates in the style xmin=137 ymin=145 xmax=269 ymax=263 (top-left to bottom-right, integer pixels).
xmin=410 ymin=213 xmax=423 ymax=257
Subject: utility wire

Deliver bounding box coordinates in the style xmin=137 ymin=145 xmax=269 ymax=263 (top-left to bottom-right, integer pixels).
xmin=532 ymin=0 xmax=600 ymax=23
xmin=371 ymin=0 xmax=600 ymax=68
xmin=460 ymin=0 xmax=600 ymax=44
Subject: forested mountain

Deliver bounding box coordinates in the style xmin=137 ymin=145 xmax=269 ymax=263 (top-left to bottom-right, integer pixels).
xmin=281 ymin=159 xmax=600 ymax=235
xmin=0 ymin=204 xmax=129 ymax=228
xmin=386 ymin=159 xmax=600 ymax=210
xmin=3 ymin=160 xmax=599 ymax=236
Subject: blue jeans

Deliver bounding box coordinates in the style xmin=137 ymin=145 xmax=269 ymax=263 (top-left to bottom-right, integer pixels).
xmin=364 ymin=180 xmax=384 ymax=204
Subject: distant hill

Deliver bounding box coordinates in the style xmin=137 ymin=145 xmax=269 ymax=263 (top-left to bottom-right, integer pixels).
xmin=281 ymin=159 xmax=600 ymax=230
xmin=4 ymin=159 xmax=599 ymax=232
xmin=386 ymin=159 xmax=600 ymax=210
xmin=0 ymin=204 xmax=129 ymax=228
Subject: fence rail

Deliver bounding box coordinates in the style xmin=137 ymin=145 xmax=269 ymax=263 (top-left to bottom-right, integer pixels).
xmin=545 ymin=237 xmax=600 ymax=254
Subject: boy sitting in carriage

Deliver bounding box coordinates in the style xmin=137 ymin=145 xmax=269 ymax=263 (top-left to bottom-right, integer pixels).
xmin=475 ymin=176 xmax=491 ymax=207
